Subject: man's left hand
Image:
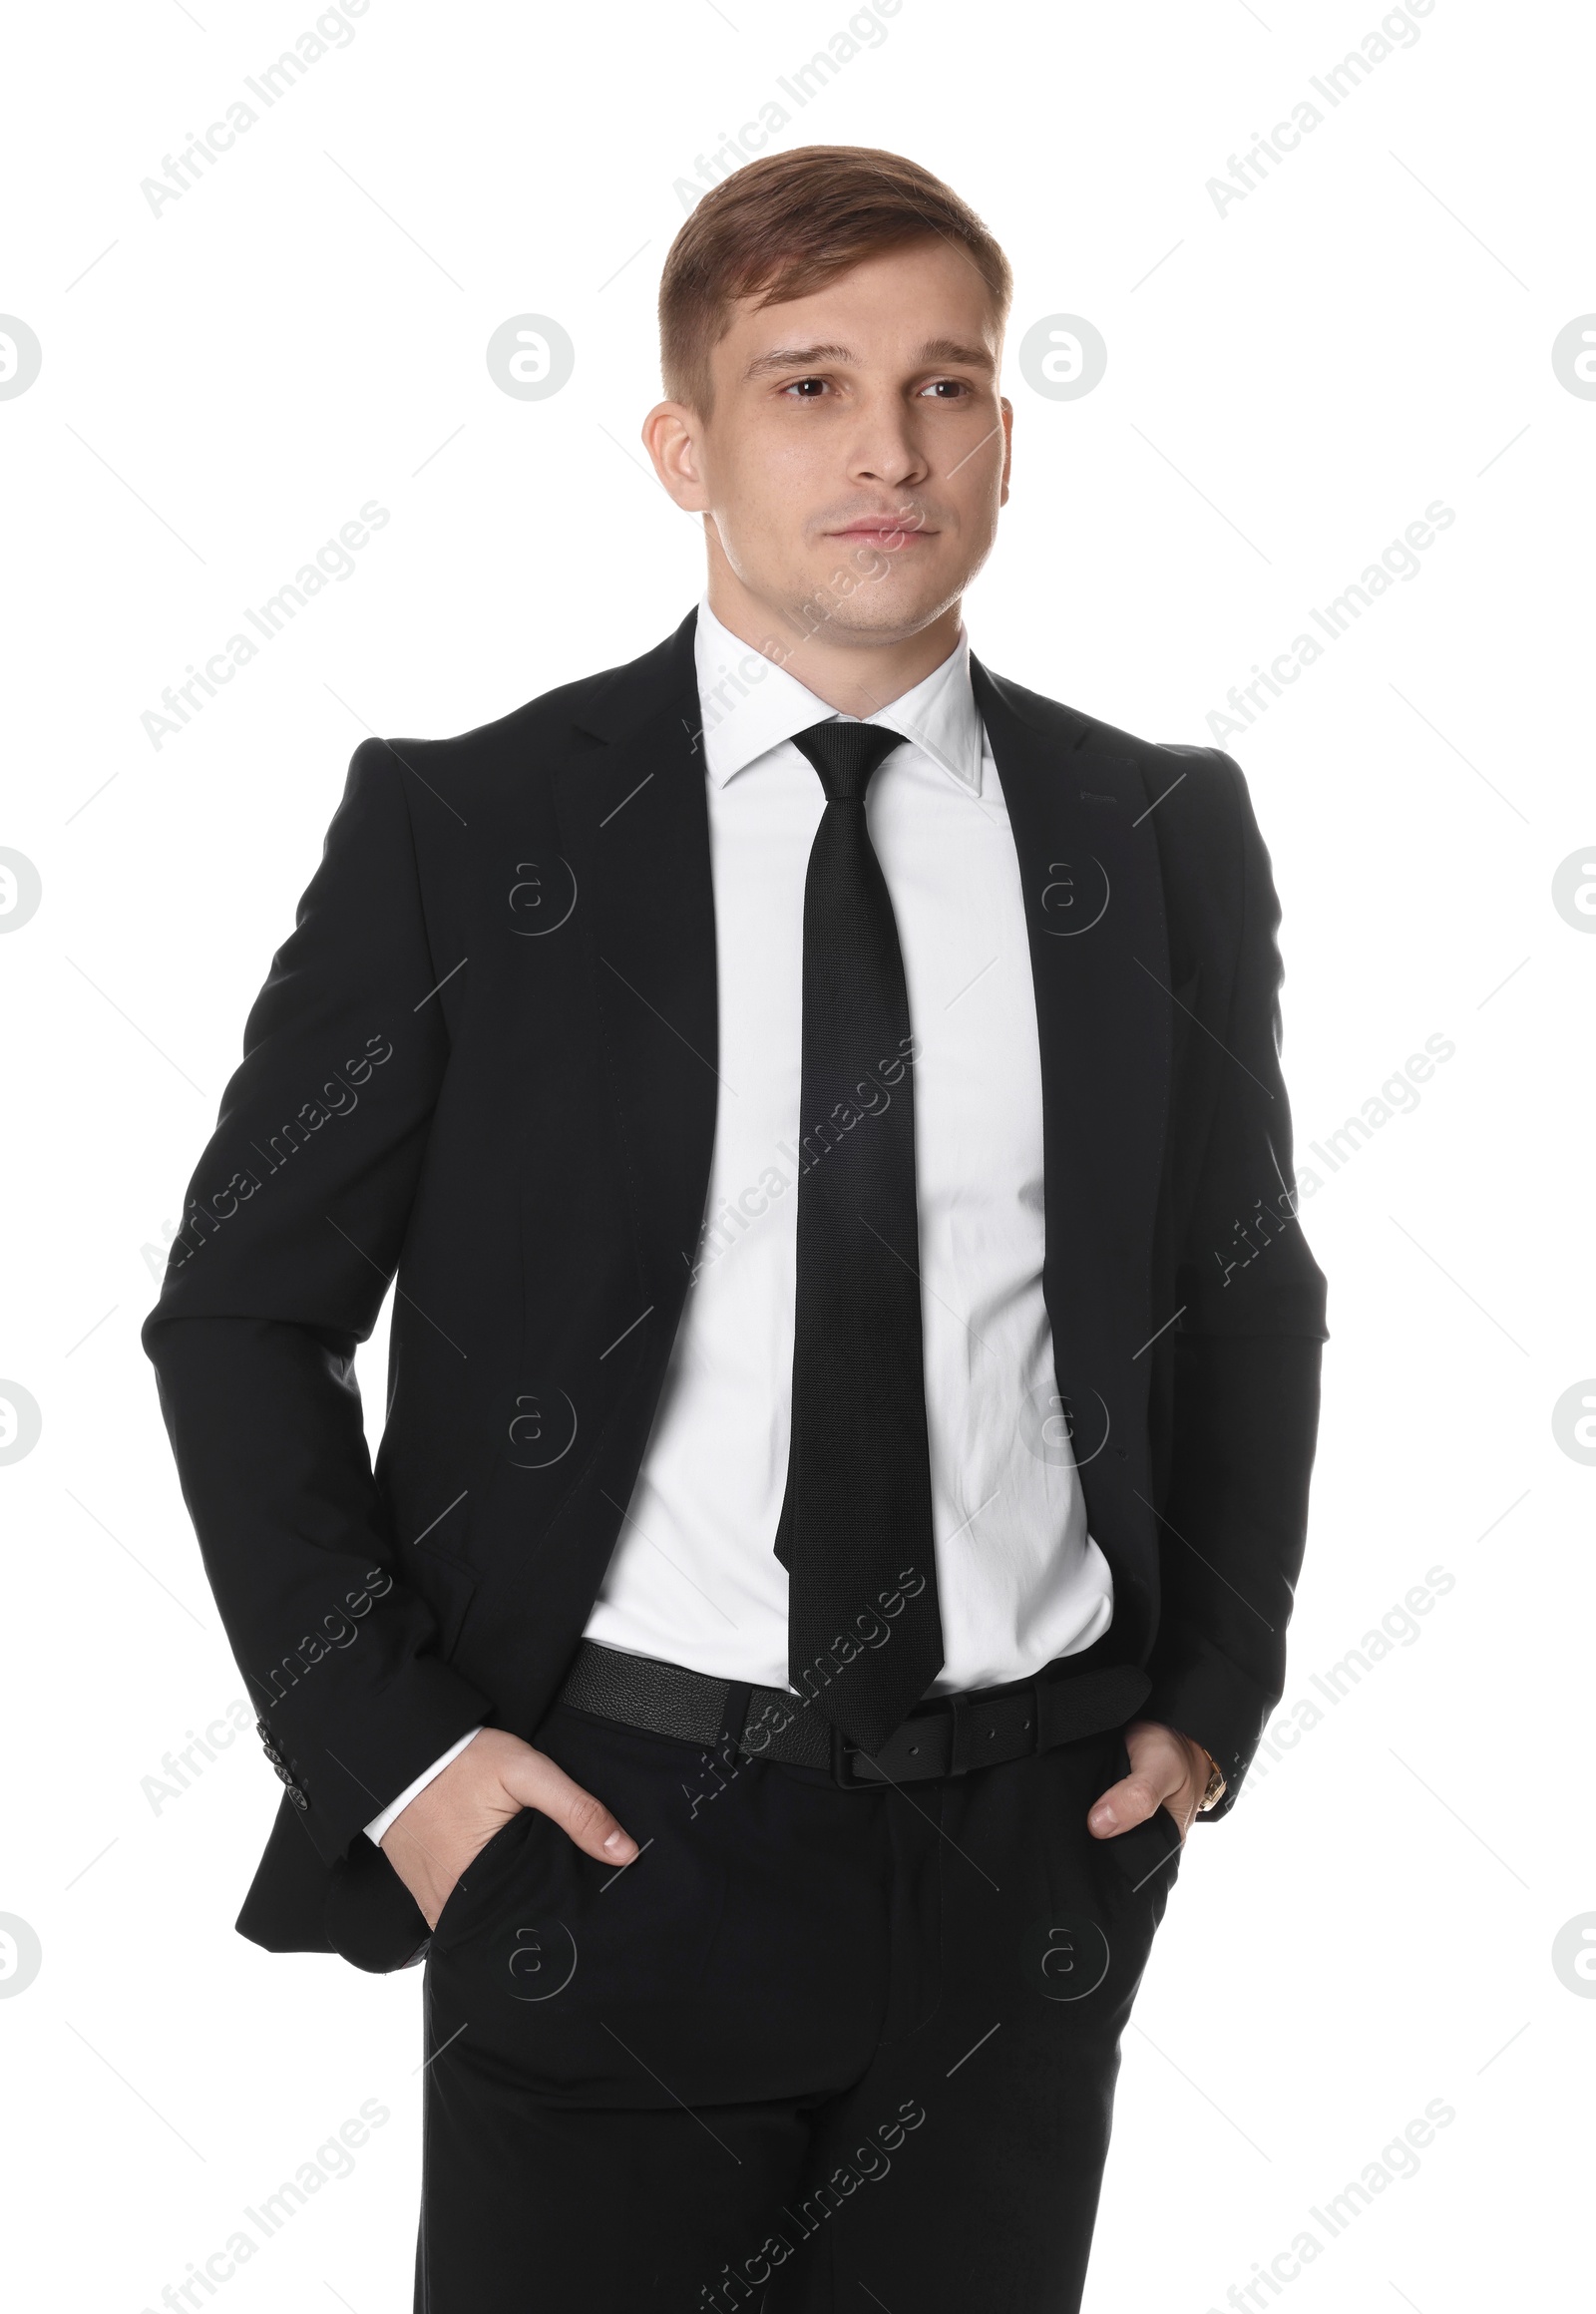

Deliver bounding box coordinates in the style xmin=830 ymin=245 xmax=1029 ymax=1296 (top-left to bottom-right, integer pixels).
xmin=1087 ymin=1719 xmax=1211 ymax=1844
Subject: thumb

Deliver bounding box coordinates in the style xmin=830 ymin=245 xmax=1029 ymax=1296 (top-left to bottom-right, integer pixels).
xmin=505 ymin=1753 xmax=638 ymax=1865
xmin=1087 ymin=1769 xmax=1165 ymax=1839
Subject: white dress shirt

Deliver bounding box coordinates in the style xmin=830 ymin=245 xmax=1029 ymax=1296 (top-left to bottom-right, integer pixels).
xmin=365 ymin=598 xmax=1112 ymax=1842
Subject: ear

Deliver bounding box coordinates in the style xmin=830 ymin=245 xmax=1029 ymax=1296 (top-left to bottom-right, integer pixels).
xmin=641 ymin=400 xmax=710 ymax=513
xmin=998 ymin=396 xmax=1013 ymax=508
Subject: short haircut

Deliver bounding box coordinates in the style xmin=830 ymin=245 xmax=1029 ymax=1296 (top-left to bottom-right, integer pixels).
xmin=658 ymin=144 xmax=1013 ymax=416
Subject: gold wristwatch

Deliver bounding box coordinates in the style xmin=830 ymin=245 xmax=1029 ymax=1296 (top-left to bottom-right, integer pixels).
xmin=1197 ymin=1743 xmax=1227 ymax=1812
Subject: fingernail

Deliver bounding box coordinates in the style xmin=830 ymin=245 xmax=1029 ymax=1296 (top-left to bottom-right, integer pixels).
xmin=603 ymin=1829 xmax=635 ymax=1857
xmin=1095 ymin=1805 xmax=1116 ymax=1831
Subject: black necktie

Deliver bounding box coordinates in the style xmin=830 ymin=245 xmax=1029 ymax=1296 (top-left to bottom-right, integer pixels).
xmin=773 ymin=716 xmax=945 ymax=1756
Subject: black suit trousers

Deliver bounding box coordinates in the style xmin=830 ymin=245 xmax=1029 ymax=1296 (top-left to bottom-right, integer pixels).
xmin=415 ymin=1700 xmax=1183 ymax=2312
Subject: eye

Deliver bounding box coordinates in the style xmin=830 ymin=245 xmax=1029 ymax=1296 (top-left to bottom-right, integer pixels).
xmin=781 ymin=376 xmax=831 ymax=399
xmin=919 ymin=378 xmax=973 ymax=399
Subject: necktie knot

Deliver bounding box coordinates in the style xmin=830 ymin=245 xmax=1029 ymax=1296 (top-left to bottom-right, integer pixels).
xmin=790 ymin=717 xmax=905 ymax=805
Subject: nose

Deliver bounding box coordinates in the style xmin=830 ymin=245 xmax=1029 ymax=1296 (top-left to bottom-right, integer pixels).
xmin=846 ymin=393 xmax=930 ymax=495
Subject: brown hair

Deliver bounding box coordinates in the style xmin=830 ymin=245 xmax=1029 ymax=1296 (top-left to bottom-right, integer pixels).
xmin=658 ymin=145 xmax=1012 ymax=416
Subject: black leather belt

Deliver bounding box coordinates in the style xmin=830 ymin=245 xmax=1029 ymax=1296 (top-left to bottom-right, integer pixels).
xmin=554 ymin=1639 xmax=1150 ymax=1788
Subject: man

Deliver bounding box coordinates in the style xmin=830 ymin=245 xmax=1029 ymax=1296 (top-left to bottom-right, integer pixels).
xmin=144 ymin=145 xmax=1328 ymax=2313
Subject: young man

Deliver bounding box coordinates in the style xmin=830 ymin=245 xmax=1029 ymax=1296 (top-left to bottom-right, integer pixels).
xmin=144 ymin=146 xmax=1328 ymax=2313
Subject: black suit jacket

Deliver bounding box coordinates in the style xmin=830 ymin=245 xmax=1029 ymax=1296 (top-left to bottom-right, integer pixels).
xmin=143 ymin=605 xmax=1328 ymax=1969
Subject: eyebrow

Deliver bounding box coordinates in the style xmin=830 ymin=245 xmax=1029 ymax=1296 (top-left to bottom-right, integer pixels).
xmin=740 ymin=336 xmax=997 ymax=383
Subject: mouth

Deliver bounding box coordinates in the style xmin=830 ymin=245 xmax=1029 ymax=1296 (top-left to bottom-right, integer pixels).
xmin=828 ymin=520 xmax=938 ymax=547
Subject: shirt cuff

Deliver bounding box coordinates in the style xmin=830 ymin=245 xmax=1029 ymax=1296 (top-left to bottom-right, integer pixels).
xmin=363 ymin=1725 xmax=483 ymax=1845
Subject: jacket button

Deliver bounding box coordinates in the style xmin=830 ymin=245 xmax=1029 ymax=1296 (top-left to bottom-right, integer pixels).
xmin=287 ymin=1787 xmax=309 ymax=1811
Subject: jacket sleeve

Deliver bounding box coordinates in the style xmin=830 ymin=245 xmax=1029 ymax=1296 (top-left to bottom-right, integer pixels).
xmin=141 ymin=738 xmax=492 ymax=1867
xmin=1142 ymin=751 xmax=1329 ymax=1815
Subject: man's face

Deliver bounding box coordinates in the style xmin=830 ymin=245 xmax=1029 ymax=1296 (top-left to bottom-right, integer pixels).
xmin=656 ymin=236 xmax=1011 ymax=648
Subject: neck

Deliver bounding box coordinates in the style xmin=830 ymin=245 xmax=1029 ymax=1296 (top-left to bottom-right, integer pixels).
xmin=704 ymin=564 xmax=962 ymax=720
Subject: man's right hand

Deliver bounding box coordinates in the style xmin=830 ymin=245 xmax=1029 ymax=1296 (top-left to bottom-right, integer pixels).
xmin=379 ymin=1727 xmax=638 ymax=1929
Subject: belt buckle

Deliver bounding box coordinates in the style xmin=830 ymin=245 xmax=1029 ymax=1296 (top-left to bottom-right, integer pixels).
xmin=829 ymin=1722 xmax=886 ymax=1789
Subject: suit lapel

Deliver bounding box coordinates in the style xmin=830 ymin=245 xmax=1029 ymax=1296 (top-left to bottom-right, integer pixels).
xmin=553 ymin=610 xmax=720 ymax=1313
xmin=970 ymin=654 xmax=1173 ymax=1409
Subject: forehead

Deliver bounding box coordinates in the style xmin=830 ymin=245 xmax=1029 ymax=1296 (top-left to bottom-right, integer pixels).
xmin=715 ymin=240 xmax=1001 ymax=377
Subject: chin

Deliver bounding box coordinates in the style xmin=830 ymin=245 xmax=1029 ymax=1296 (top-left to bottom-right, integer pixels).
xmin=796 ymin=570 xmax=958 ymax=642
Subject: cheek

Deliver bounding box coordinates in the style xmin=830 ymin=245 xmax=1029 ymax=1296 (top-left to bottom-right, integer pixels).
xmin=716 ymin=446 xmax=831 ymax=576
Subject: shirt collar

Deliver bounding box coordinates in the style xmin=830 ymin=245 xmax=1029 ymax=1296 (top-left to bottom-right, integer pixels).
xmin=693 ymin=593 xmax=985 ymax=796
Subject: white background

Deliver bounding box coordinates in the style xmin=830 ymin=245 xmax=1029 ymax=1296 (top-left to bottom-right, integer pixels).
xmin=2 ymin=1 xmax=1591 ymax=2308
